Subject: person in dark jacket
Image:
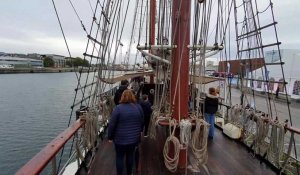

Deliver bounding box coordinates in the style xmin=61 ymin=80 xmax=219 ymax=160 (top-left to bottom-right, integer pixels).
xmin=139 ymin=94 xmax=153 ymax=137
xmin=148 ymin=89 xmax=155 ymax=106
xmin=114 ymin=80 xmax=129 ymax=105
xmin=108 ymin=89 xmax=144 ymax=175
xmin=204 ymin=87 xmax=219 ymax=139
xmin=276 ymin=86 xmax=280 ymax=98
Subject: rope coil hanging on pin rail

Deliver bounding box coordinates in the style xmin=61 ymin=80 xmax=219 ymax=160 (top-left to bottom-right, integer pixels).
xmin=163 ymin=118 xmax=180 ymax=172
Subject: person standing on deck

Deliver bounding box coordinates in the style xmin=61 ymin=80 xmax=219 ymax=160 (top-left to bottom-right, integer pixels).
xmin=216 ymin=86 xmax=220 ymax=97
xmin=148 ymin=89 xmax=155 ymax=106
xmin=276 ymin=86 xmax=280 ymax=98
xmin=204 ymin=87 xmax=219 ymax=139
xmin=108 ymin=90 xmax=144 ymax=175
xmin=139 ymin=94 xmax=153 ymax=137
xmin=114 ymin=80 xmax=129 ymax=105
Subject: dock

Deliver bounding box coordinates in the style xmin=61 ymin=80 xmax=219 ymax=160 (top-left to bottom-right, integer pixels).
xmin=0 ymin=67 xmax=95 ymax=74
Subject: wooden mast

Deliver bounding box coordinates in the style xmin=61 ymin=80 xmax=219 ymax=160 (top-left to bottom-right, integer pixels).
xmin=171 ymin=0 xmax=191 ymax=169
xmin=171 ymin=0 xmax=190 ymax=120
xmin=149 ymin=0 xmax=156 ymax=83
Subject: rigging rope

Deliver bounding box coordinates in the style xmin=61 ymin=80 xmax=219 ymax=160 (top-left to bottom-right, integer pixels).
xmin=51 ymin=0 xmax=102 ymax=170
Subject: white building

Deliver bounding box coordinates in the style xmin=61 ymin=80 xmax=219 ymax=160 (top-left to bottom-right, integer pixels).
xmin=0 ymin=56 xmax=43 ymax=68
xmin=250 ymin=49 xmax=300 ymax=99
xmin=193 ymin=60 xmax=219 ymax=75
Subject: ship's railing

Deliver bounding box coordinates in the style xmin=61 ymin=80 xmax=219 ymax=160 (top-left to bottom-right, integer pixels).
xmin=216 ymin=105 xmax=300 ymax=174
xmin=16 ymin=85 xmax=117 ymax=175
xmin=98 ymin=86 xmax=119 ymax=97
xmin=282 ymin=126 xmax=300 ymax=174
xmin=16 ymin=119 xmax=85 ymax=175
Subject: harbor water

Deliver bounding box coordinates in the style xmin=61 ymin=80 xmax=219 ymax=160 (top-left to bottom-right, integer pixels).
xmin=0 ymin=72 xmax=95 ymax=174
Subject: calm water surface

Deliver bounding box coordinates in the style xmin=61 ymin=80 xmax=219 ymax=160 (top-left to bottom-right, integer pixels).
xmin=0 ymin=73 xmax=91 ymax=174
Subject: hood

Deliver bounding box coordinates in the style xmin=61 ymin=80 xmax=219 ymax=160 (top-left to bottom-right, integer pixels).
xmin=119 ymin=85 xmax=128 ymax=91
xmin=206 ymin=93 xmax=218 ymax=99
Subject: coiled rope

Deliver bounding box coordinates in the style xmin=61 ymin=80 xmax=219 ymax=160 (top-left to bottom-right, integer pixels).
xmin=100 ymin=96 xmax=114 ymax=121
xmin=80 ymin=108 xmax=99 ymax=150
xmin=179 ymin=119 xmax=192 ymax=146
xmin=242 ymin=109 xmax=256 ymax=146
xmin=230 ymin=104 xmax=242 ymax=125
xmin=267 ymin=121 xmax=285 ymax=167
xmin=163 ymin=118 xmax=180 ymax=172
xmin=148 ymin=108 xmax=161 ymax=139
xmin=189 ymin=118 xmax=210 ymax=172
xmin=254 ymin=114 xmax=270 ymax=155
xmin=75 ymin=136 xmax=85 ymax=161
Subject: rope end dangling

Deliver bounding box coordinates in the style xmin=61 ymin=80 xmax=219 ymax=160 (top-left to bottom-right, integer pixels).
xmin=179 ymin=119 xmax=192 ymax=146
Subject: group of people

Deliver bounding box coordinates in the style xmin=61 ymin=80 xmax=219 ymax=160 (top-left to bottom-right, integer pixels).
xmin=108 ymin=80 xmax=152 ymax=175
xmin=108 ymin=79 xmax=219 ymax=175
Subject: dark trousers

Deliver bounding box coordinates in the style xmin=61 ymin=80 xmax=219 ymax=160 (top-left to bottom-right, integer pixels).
xmin=134 ymin=146 xmax=139 ymax=172
xmin=114 ymin=143 xmax=137 ymax=175
xmin=144 ymin=116 xmax=150 ymax=136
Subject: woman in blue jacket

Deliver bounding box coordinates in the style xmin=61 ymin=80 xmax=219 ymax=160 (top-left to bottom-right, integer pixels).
xmin=108 ymin=89 xmax=144 ymax=175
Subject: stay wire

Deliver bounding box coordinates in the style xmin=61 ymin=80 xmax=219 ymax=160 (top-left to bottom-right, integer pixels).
xmin=68 ymin=0 xmax=87 ymax=33
xmin=138 ymin=0 xmax=145 ymax=45
xmin=51 ymin=0 xmax=72 ymax=58
xmin=51 ymin=0 xmax=87 ymax=123
xmin=87 ymin=0 xmax=95 ymax=12
xmin=145 ymin=0 xmax=149 ymax=45
xmin=50 ymin=0 xmax=91 ymax=171
xmin=99 ymin=0 xmax=121 ymax=93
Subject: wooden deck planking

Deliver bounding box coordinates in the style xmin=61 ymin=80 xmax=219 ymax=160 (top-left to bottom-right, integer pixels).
xmin=88 ymin=127 xmax=276 ymax=175
xmin=206 ymin=129 xmax=274 ymax=175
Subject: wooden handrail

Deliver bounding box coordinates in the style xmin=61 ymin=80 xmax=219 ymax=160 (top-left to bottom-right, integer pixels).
xmin=16 ymin=119 xmax=85 ymax=175
xmin=286 ymin=126 xmax=300 ymax=135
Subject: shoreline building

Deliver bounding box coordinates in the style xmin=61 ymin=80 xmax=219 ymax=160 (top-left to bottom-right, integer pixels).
xmin=216 ymin=49 xmax=300 ymax=100
xmin=250 ymin=49 xmax=300 ymax=100
xmin=194 ymin=60 xmax=219 ymax=76
xmin=42 ymin=54 xmax=66 ymax=68
xmin=0 ymin=56 xmax=43 ymax=68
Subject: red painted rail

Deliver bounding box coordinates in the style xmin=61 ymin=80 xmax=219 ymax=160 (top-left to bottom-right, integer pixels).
xmin=16 ymin=119 xmax=85 ymax=175
xmin=287 ymin=126 xmax=300 ymax=135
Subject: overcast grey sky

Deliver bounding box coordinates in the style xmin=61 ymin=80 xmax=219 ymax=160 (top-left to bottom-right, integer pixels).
xmin=0 ymin=0 xmax=299 ymax=59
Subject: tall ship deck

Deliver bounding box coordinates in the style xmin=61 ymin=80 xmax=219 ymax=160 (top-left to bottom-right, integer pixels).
xmin=15 ymin=0 xmax=300 ymax=175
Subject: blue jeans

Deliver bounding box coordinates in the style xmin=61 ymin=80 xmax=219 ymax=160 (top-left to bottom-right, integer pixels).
xmin=205 ymin=113 xmax=215 ymax=138
xmin=114 ymin=143 xmax=137 ymax=175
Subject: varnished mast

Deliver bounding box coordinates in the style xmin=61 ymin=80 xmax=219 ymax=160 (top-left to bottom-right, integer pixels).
xmin=149 ymin=0 xmax=156 ymax=83
xmin=171 ymin=0 xmax=191 ymax=120
xmin=170 ymin=0 xmax=191 ymax=168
